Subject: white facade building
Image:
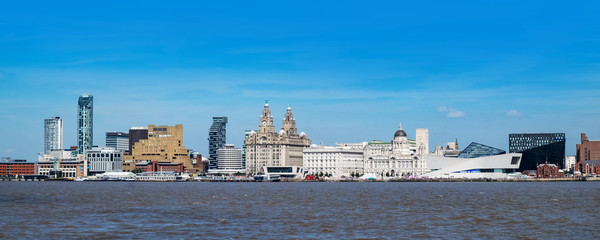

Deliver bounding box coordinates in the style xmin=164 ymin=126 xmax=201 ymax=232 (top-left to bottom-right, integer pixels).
xmin=423 ymin=153 xmax=523 ymax=179
xmin=106 ymin=132 xmax=129 ymax=152
xmin=303 ymin=143 xmax=366 ymax=178
xmin=565 ymin=155 xmax=576 ymax=171
xmin=416 ymin=128 xmax=429 ymax=156
xmin=44 ymin=117 xmax=63 ymax=154
xmin=217 ymin=144 xmax=243 ymax=170
xmin=363 ymin=124 xmax=427 ymax=177
xmin=85 ymin=147 xmax=123 ymax=174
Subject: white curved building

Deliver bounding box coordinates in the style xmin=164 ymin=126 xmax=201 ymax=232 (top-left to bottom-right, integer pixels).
xmin=423 ymin=153 xmax=523 ymax=179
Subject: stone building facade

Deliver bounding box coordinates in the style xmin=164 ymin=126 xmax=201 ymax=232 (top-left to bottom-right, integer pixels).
xmin=244 ymin=104 xmax=310 ymax=175
xmin=364 ymin=124 xmax=427 ymax=176
xmin=123 ymin=124 xmax=199 ymax=172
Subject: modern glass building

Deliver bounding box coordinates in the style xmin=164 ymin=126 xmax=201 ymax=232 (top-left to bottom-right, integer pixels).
xmin=106 ymin=132 xmax=129 ymax=152
xmin=457 ymin=142 xmax=506 ymax=159
xmin=77 ymin=94 xmax=93 ymax=154
xmin=208 ymin=116 xmax=227 ymax=170
xmin=509 ymin=133 xmax=566 ymax=171
xmin=241 ymin=129 xmax=256 ymax=170
xmin=44 ymin=116 xmax=63 ymax=154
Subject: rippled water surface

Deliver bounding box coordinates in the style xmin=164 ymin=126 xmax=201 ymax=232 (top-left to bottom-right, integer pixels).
xmin=1 ymin=181 xmax=599 ymax=239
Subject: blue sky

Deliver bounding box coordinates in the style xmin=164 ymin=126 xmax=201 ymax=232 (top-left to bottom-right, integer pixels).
xmin=1 ymin=1 xmax=599 ymax=160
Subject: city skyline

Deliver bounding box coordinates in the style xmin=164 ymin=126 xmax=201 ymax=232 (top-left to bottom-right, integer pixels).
xmin=1 ymin=1 xmax=599 ymax=161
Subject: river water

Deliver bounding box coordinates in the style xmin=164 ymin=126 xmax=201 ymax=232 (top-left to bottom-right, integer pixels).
xmin=0 ymin=181 xmax=598 ymax=239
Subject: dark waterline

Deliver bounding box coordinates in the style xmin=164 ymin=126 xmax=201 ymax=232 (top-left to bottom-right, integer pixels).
xmin=0 ymin=182 xmax=598 ymax=239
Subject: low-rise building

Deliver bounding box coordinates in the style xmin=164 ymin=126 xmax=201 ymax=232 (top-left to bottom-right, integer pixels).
xmin=575 ymin=160 xmax=600 ymax=175
xmin=37 ymin=160 xmax=86 ymax=178
xmin=536 ymin=163 xmax=564 ymax=178
xmin=424 ymin=153 xmax=523 ymax=179
xmin=135 ymin=161 xmax=183 ymax=173
xmin=0 ymin=159 xmax=36 ymax=177
xmin=85 ymin=147 xmax=123 ymax=175
xmin=303 ymin=143 xmax=365 ymax=178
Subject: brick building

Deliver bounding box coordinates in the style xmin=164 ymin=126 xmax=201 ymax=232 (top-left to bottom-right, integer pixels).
xmin=536 ymin=163 xmax=564 ymax=178
xmin=575 ymin=160 xmax=600 ymax=175
xmin=576 ymin=133 xmax=600 ymax=162
xmin=135 ymin=161 xmax=183 ymax=173
xmin=0 ymin=160 xmax=36 ymax=176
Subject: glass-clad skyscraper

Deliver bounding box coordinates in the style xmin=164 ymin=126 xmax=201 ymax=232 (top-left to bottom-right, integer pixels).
xmin=44 ymin=116 xmax=63 ymax=154
xmin=509 ymin=133 xmax=565 ymax=171
xmin=457 ymin=142 xmax=506 ymax=159
xmin=208 ymin=116 xmax=227 ymax=170
xmin=78 ymin=94 xmax=93 ymax=154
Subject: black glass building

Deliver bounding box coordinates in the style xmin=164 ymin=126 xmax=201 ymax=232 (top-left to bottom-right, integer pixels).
xmin=208 ymin=116 xmax=228 ymax=170
xmin=509 ymin=133 xmax=565 ymax=171
xmin=458 ymin=142 xmax=506 ymax=158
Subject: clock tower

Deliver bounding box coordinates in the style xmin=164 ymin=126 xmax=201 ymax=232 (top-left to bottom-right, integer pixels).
xmin=259 ymin=103 xmax=275 ymax=134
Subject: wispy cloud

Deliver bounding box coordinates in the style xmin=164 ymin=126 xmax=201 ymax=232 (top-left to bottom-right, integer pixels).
xmin=506 ymin=110 xmax=522 ymax=117
xmin=438 ymin=106 xmax=466 ymax=118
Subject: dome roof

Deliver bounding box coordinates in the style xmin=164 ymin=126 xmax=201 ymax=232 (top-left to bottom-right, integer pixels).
xmin=394 ymin=123 xmax=407 ymax=138
xmin=278 ymin=130 xmax=286 ymax=136
xmin=394 ymin=129 xmax=407 ymax=137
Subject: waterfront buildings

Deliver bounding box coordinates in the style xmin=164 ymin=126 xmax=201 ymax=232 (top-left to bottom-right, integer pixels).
xmin=135 ymin=161 xmax=183 ymax=173
xmin=536 ymin=163 xmax=564 ymax=178
xmin=303 ymin=143 xmax=366 ymax=178
xmin=37 ymin=148 xmax=86 ymax=178
xmin=85 ymin=147 xmax=123 ymax=175
xmin=457 ymin=142 xmax=505 ymax=159
xmin=244 ymin=104 xmax=311 ymax=175
xmin=576 ymin=133 xmax=600 ymax=162
xmin=509 ymin=133 xmax=566 ymax=171
xmin=217 ymin=144 xmax=243 ymax=172
xmin=37 ymin=160 xmax=86 ymax=178
xmin=106 ymin=132 xmax=129 ymax=152
xmin=77 ymin=94 xmax=93 ymax=154
xmin=0 ymin=159 xmax=36 ymax=177
xmin=128 ymin=127 xmax=148 ymax=155
xmin=424 ymin=153 xmax=523 ymax=179
xmin=363 ymin=124 xmax=427 ymax=176
xmin=123 ymin=124 xmax=200 ymax=172
xmin=44 ymin=117 xmax=63 ymax=154
xmin=575 ymin=160 xmax=600 ymax=175
xmin=208 ymin=116 xmax=227 ymax=170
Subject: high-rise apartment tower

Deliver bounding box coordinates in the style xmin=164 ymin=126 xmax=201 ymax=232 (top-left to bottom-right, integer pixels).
xmin=208 ymin=117 xmax=227 ymax=169
xmin=44 ymin=117 xmax=63 ymax=154
xmin=77 ymin=94 xmax=93 ymax=154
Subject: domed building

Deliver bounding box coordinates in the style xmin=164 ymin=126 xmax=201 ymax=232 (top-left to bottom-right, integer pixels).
xmin=364 ymin=124 xmax=428 ymax=177
xmin=244 ymin=104 xmax=311 ymax=175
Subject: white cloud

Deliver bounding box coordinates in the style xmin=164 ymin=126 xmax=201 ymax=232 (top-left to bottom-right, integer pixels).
xmin=447 ymin=109 xmax=466 ymax=118
xmin=506 ymin=110 xmax=522 ymax=117
xmin=438 ymin=106 xmax=466 ymax=118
